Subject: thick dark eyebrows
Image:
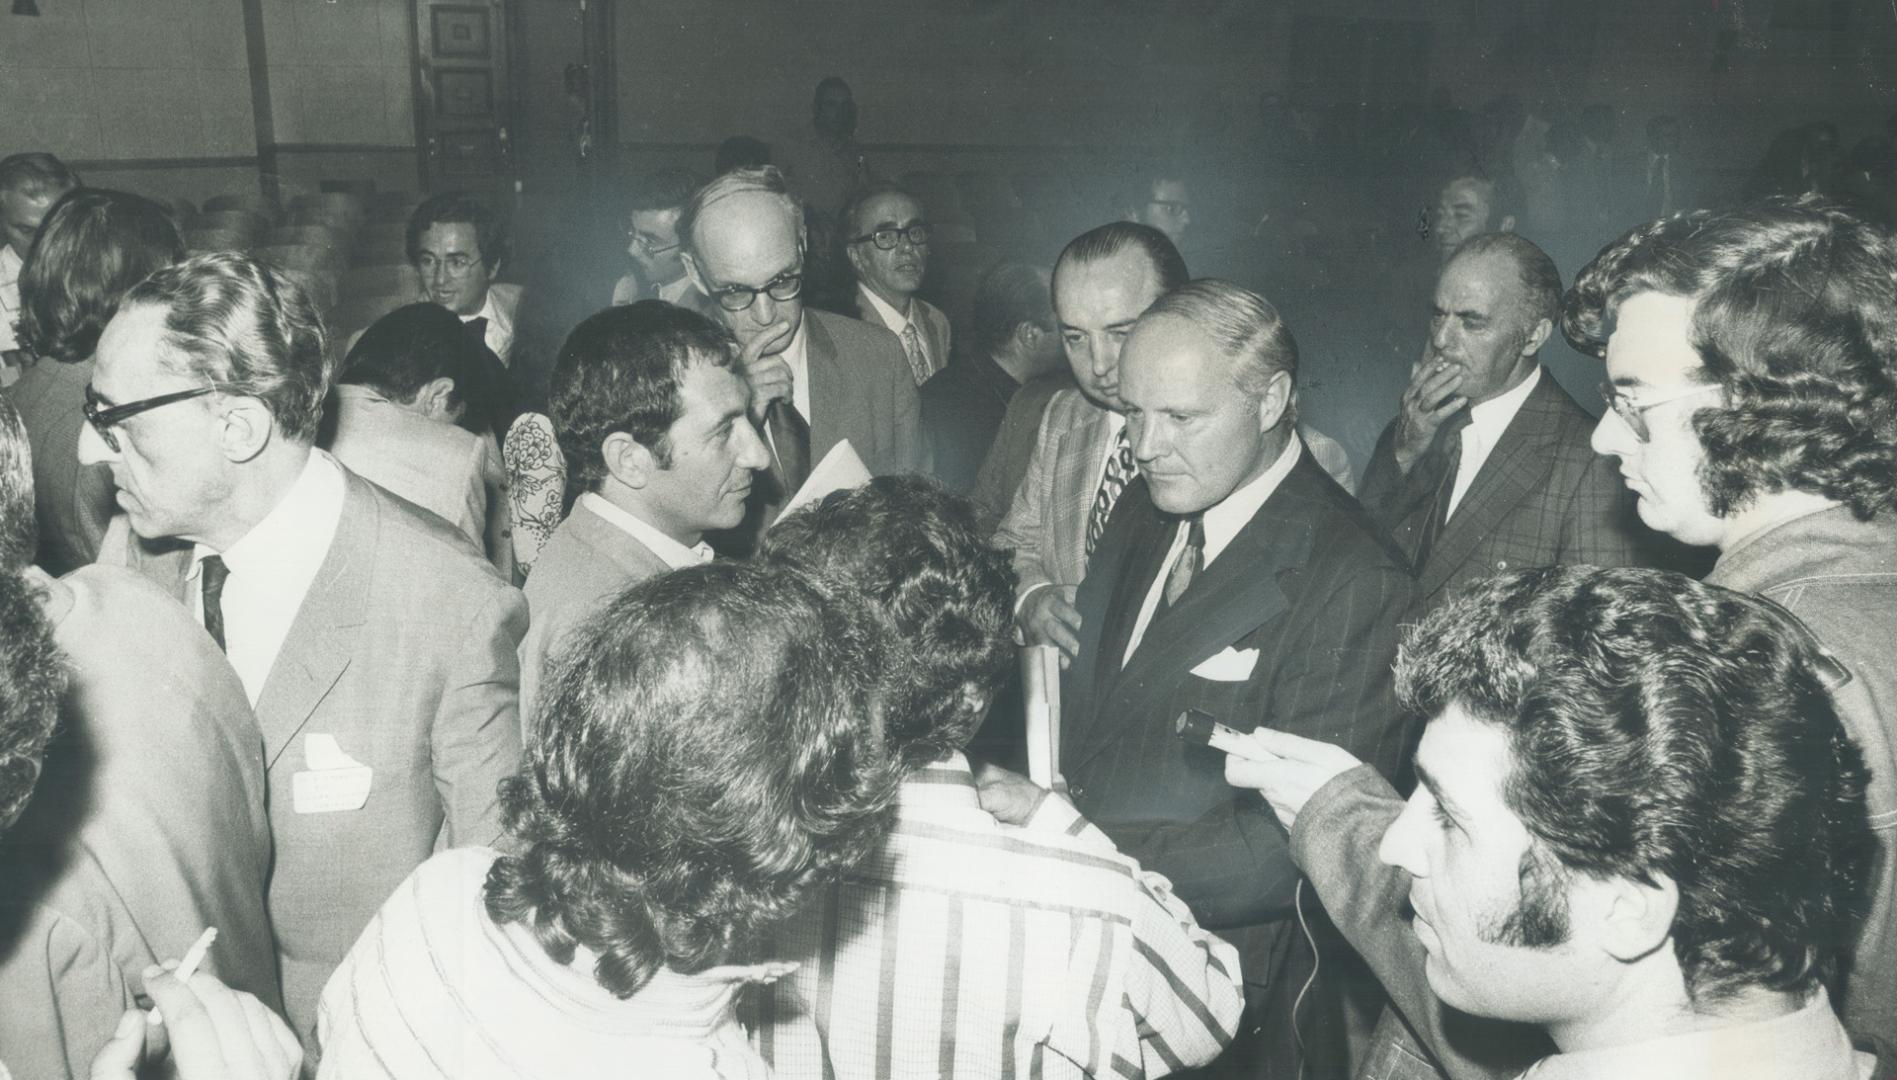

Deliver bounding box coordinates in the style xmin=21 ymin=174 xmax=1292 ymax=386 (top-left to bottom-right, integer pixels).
xmin=1414 ymin=761 xmax=1466 ymax=823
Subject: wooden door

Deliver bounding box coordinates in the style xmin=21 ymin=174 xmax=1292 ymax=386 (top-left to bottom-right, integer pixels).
xmin=413 ymin=0 xmax=514 ymax=195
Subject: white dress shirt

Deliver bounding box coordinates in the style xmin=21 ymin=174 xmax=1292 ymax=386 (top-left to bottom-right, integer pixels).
xmin=1124 ymin=433 xmax=1303 ymax=666
xmin=577 ymin=492 xmax=714 ymax=569
xmin=190 ymin=449 xmax=348 ymax=705
xmin=1447 ymin=366 xmax=1540 ymax=519
xmin=460 ymin=284 xmax=516 ymax=364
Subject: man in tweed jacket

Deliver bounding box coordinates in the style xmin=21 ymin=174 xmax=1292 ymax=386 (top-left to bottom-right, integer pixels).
xmin=1358 ymin=233 xmax=1662 ymax=618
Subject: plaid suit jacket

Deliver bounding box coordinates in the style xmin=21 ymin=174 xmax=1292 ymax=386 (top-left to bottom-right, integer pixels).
xmin=1359 ymin=369 xmax=1657 ymax=614
xmin=992 ymin=387 xmax=1116 ymax=601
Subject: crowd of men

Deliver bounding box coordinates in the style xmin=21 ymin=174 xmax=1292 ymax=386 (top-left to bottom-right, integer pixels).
xmin=0 ymin=77 xmax=1894 ymax=1080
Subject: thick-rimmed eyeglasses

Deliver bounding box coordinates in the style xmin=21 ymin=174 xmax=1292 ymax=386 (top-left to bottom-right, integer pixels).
xmin=708 ymin=267 xmax=805 ymax=312
xmin=82 ymin=383 xmax=218 ymax=453
xmin=1599 ymin=381 xmax=1721 ymax=443
xmin=848 ymin=224 xmax=932 ymax=251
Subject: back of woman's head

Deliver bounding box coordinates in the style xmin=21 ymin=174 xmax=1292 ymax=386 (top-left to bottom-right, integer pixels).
xmin=16 ymin=188 xmax=184 ymax=364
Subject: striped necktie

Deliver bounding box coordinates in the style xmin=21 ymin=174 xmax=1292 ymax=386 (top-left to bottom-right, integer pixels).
xmin=1087 ymin=427 xmax=1136 ymax=559
xmin=900 ymin=322 xmax=931 ymax=385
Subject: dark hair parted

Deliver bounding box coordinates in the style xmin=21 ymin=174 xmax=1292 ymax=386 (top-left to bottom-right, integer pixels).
xmin=1563 ymin=197 xmax=1897 ymax=520
xmin=0 ymin=568 xmax=68 ymax=836
xmin=1054 ymin=221 xmax=1189 ymax=297
xmin=761 ymin=476 xmax=1017 ymax=771
xmin=16 ymin=188 xmax=183 ymax=364
xmin=124 ymin=252 xmax=333 ymax=444
xmin=1447 ymin=232 xmax=1563 ymax=328
xmin=968 ymin=262 xmax=1053 ymax=360
xmin=484 ymin=561 xmax=898 ymax=999
xmin=1396 ymin=565 xmax=1876 ymax=1007
xmin=548 ymin=301 xmax=738 ymax=495
xmin=405 ymin=192 xmax=509 ymax=271
xmin=341 ymin=302 xmax=509 ymax=436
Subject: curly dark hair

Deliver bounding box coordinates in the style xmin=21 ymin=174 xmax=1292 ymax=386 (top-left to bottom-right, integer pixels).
xmin=1396 ymin=565 xmax=1876 ymax=1007
xmin=16 ymin=188 xmax=184 ymax=364
xmin=1562 ymin=197 xmax=1897 ymax=521
xmin=0 ymin=400 xmax=33 ymax=575
xmin=484 ymin=561 xmax=898 ymax=999
xmin=760 ymin=475 xmax=1017 ymax=771
xmin=548 ymin=301 xmax=738 ymax=496
xmin=0 ymin=569 xmax=68 ymax=835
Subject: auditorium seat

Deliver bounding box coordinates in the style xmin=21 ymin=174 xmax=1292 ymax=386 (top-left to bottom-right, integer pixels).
xmin=254 ymin=243 xmax=348 ymax=279
xmin=340 ymin=263 xmax=421 ymax=300
xmin=202 ymin=193 xmax=278 ymax=223
xmin=194 ymin=209 xmax=268 ymax=245
xmin=290 ymin=192 xmax=366 ymax=228
xmin=182 ymin=228 xmax=253 ymax=255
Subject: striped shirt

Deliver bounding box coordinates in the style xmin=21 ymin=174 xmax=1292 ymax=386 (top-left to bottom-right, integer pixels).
xmin=317 ymin=847 xmax=773 ymax=1079
xmin=751 ymin=754 xmax=1244 ymax=1079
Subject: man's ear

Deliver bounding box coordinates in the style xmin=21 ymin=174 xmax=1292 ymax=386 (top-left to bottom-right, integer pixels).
xmin=485 ymin=257 xmax=504 ymax=282
xmin=414 ymin=376 xmax=458 ymax=422
xmin=844 ymin=239 xmax=869 ymax=280
xmin=1012 ymin=320 xmax=1042 ymax=354
xmin=1255 ymin=370 xmax=1294 ymax=433
xmin=1591 ymin=871 xmax=1677 ymax=965
xmin=1498 ymin=213 xmax=1518 ymax=233
xmin=601 ymin=431 xmax=655 ymax=490
xmin=216 ymin=396 xmax=274 ymax=464
xmin=681 ymin=250 xmax=709 ymax=294
xmin=1522 ymin=317 xmax=1553 ymax=357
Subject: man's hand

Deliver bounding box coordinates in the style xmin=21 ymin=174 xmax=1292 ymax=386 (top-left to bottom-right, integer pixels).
xmin=1018 ymin=585 xmax=1082 ymax=668
xmin=1222 ymin=727 xmax=1366 ymax=832
xmin=1391 ymin=357 xmax=1468 ymax=476
xmin=90 ymin=965 xmax=301 ymax=1080
xmin=975 ymin=761 xmax=1049 ymax=826
xmin=740 ymin=319 xmax=798 ymax=421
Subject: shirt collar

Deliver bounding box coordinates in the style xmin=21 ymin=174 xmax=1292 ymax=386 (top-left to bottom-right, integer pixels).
xmin=579 ymin=492 xmax=713 ymax=569
xmin=0 ymin=244 xmax=20 ymax=285
xmin=897 ymin=753 xmax=984 ymax=814
xmin=857 ymin=284 xmax=913 ymax=334
xmin=460 ymin=288 xmax=499 ymax=326
xmin=1518 ymin=989 xmax=1867 ymax=1080
xmin=1466 ymin=365 xmax=1541 ymax=448
xmin=1202 ymin=432 xmax=1303 ymax=565
xmin=193 ymin=449 xmax=346 ymax=577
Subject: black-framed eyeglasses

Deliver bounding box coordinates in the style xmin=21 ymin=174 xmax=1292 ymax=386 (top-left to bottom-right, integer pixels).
xmin=849 ymin=224 xmax=932 ymax=251
xmin=1599 ymin=381 xmax=1721 ymax=443
xmin=627 ymin=229 xmax=680 ymax=255
xmin=82 ymin=383 xmax=218 ymax=453
xmin=708 ymin=267 xmax=805 ymax=312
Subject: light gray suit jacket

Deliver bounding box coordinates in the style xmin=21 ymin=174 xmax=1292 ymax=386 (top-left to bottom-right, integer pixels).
xmin=993 ymin=387 xmax=1116 ymax=601
xmin=518 ymin=499 xmax=672 ymax=728
xmin=99 ymin=467 xmax=527 ymax=1045
xmin=805 ymin=308 xmax=926 ymax=477
xmin=320 ymin=384 xmax=517 ymax=582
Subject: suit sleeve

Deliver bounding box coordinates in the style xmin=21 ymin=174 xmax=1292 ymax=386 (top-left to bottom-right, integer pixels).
xmin=1556 ymin=450 xmax=1649 ymax=570
xmin=1291 ymin=767 xmax=1549 ymax=1080
xmin=1358 ymin=420 xmax=1425 ymax=536
xmin=1109 ymin=560 xmax=1415 ymax=928
xmin=432 ymin=582 xmax=528 ymax=848
xmin=993 ymin=403 xmax=1060 ymax=603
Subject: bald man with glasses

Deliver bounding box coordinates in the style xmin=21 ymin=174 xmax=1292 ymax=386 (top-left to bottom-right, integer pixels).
xmin=679 ymin=166 xmax=924 ymax=552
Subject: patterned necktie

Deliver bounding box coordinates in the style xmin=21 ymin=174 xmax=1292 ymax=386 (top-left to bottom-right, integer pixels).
xmin=766 ymin=398 xmax=812 ymax=496
xmin=1163 ymin=516 xmax=1206 ymax=609
xmin=1414 ymin=411 xmax=1472 ymax=570
xmin=899 ymin=322 xmax=930 ymax=385
xmin=1086 ymin=427 xmax=1136 ymax=559
xmin=200 ymin=554 xmax=231 ymax=654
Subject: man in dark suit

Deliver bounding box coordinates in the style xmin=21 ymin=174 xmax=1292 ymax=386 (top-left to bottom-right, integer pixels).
xmin=982 ymin=280 xmax=1414 ymax=1078
xmin=1359 ymin=232 xmax=1659 ymax=617
xmin=680 ymin=166 xmax=923 ymax=553
xmin=81 ymin=253 xmax=526 ymax=1046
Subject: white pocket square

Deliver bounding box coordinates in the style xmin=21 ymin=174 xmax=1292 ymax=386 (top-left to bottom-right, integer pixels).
xmin=1190 ymin=647 xmax=1259 ymax=682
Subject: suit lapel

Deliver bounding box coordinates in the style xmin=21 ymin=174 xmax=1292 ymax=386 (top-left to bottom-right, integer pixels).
xmin=1068 ymin=480 xmax=1171 ymax=753
xmin=801 ymin=313 xmax=842 ymax=462
xmin=569 ymin=501 xmax=673 ymax=580
xmin=1055 ymin=404 xmax=1116 ymax=583
xmin=1071 ymin=461 xmax=1320 ymax=771
xmin=1418 ymin=372 xmax=1560 ymax=598
xmin=254 ymin=476 xmax=374 ymax=769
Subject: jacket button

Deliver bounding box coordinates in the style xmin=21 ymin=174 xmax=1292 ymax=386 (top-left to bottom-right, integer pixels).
xmin=1070 ymin=783 xmax=1085 ymax=799
xmin=1496 ymin=559 xmax=1509 ymax=570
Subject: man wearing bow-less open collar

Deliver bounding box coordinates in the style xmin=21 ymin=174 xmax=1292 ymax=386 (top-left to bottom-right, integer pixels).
xmin=981 ymin=279 xmax=1413 ymax=1078
xmin=83 ymin=252 xmax=526 ymax=1051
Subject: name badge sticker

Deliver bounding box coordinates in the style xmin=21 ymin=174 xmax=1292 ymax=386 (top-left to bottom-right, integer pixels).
xmin=292 ymin=733 xmax=373 ymax=813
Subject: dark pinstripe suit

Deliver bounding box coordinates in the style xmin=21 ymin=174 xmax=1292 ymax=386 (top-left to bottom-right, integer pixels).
xmin=1061 ymin=453 xmax=1414 ymax=1078
xmin=1359 ymin=368 xmax=1663 ymax=616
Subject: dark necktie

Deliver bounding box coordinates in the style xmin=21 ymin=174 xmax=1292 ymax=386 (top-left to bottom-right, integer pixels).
xmin=465 ymin=316 xmax=490 ymax=349
xmin=1413 ymin=412 xmax=1472 ymax=570
xmin=1163 ymin=516 xmax=1206 ymax=609
xmin=766 ymin=398 xmax=812 ymax=496
xmin=200 ymin=554 xmax=231 ymax=653
xmin=1087 ymin=427 xmax=1136 ymax=560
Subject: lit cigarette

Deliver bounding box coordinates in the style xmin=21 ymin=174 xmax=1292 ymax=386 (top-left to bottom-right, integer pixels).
xmin=148 ymin=926 xmax=217 ymax=1026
